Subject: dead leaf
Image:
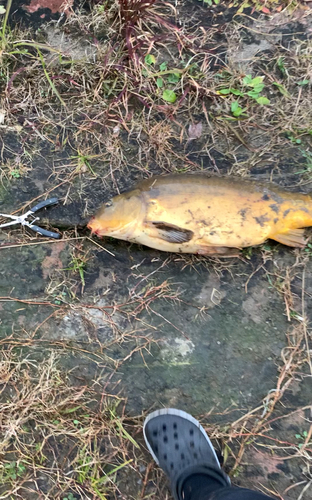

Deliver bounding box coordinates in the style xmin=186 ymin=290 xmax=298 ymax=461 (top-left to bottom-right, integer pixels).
xmin=188 ymin=122 xmax=203 ymax=141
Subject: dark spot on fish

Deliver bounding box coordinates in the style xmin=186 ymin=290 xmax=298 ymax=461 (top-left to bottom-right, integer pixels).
xmin=283 ymin=209 xmax=291 ymax=217
xmin=270 ymin=192 xmax=283 ymax=204
xmin=207 ymin=206 xmax=211 ymax=209
xmin=274 ymin=218 xmax=278 ymax=224
xmin=200 ymin=220 xmax=209 ymax=227
xmin=254 ymin=214 xmax=270 ymax=227
xmin=239 ymin=208 xmax=248 ymax=220
xmin=210 ymin=231 xmax=216 ymax=236
xmin=269 ymin=204 xmax=279 ymax=214
xmin=262 ymin=194 xmax=270 ymax=201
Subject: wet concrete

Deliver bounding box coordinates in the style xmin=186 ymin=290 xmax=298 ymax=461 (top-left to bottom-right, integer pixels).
xmin=0 ymin=206 xmax=310 ymax=416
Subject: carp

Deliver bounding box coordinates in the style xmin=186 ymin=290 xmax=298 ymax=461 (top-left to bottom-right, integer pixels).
xmin=88 ymin=174 xmax=312 ymax=256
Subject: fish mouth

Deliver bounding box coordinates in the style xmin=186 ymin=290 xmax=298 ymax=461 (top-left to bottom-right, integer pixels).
xmin=87 ymin=218 xmax=105 ymax=235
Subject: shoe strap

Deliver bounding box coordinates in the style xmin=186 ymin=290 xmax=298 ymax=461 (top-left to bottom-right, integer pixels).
xmin=175 ymin=464 xmax=230 ymax=500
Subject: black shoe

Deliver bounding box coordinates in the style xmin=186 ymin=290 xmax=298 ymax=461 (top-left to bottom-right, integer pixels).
xmin=144 ymin=408 xmax=230 ymax=500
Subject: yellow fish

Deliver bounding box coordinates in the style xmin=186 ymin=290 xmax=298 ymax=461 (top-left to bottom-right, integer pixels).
xmin=88 ymin=174 xmax=312 ymax=256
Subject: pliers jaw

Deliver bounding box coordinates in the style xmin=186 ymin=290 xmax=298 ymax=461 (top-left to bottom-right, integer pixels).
xmin=0 ymin=198 xmax=60 ymax=239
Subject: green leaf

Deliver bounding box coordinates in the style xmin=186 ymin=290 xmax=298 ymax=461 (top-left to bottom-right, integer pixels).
xmin=219 ymin=88 xmax=231 ymax=94
xmin=252 ymin=83 xmax=265 ymax=93
xmin=156 ymin=77 xmax=163 ymax=88
xmin=63 ymin=406 xmax=83 ymax=414
xmin=162 ymin=89 xmax=177 ymax=103
xmin=145 ymin=54 xmax=156 ymax=65
xmin=250 ymin=76 xmax=264 ymax=87
xmin=246 ymin=90 xmax=260 ymax=99
xmin=167 ymin=72 xmax=180 ymax=83
xmin=231 ymin=101 xmax=247 ymax=118
xmin=243 ymin=74 xmax=253 ymax=85
xmin=277 ymin=57 xmax=286 ymax=75
xmin=231 ymin=101 xmax=246 ymax=117
xmin=159 ymin=62 xmax=167 ymax=71
xmin=256 ymin=96 xmax=270 ymax=105
xmin=273 ymin=82 xmax=290 ymax=96
xmin=297 ymin=79 xmax=309 ymax=86
xmin=231 ymin=89 xmax=244 ymax=96
xmin=231 ymin=101 xmax=239 ymax=112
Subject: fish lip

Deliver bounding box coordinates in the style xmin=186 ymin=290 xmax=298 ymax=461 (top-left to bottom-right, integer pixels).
xmin=87 ymin=218 xmax=105 ymax=236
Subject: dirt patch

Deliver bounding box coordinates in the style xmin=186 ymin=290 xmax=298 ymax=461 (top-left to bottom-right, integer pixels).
xmin=41 ymin=241 xmax=66 ymax=279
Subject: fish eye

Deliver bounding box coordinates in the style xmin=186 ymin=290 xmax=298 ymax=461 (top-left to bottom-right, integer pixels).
xmin=105 ymin=200 xmax=113 ymax=208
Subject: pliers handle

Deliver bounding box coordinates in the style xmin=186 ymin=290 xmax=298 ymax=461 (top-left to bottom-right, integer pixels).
xmin=0 ymin=198 xmax=60 ymax=239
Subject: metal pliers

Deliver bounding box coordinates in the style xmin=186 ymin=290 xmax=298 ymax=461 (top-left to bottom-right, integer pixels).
xmin=0 ymin=198 xmax=60 ymax=239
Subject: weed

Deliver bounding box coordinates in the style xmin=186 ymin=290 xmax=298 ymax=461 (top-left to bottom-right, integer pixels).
xmin=0 ymin=461 xmax=26 ymax=482
xmin=286 ymin=133 xmax=302 ymax=145
xmin=276 ymin=56 xmax=288 ymax=77
xmin=199 ymin=0 xmax=220 ymax=5
xmin=110 ymin=0 xmax=177 ymax=62
xmin=297 ymin=79 xmax=310 ymax=86
xmin=295 ymin=149 xmax=312 ymax=177
xmin=0 ymin=0 xmax=11 ymax=50
xmin=217 ymin=74 xmax=270 ymax=118
xmin=241 ymin=247 xmax=253 ymax=259
xmin=9 ymin=169 xmax=21 ymax=178
xmin=70 ymin=150 xmax=97 ymax=176
xmin=63 ymin=250 xmax=90 ymax=291
xmin=295 ymin=431 xmax=311 ymax=448
xmin=62 ymin=494 xmax=77 ymax=500
xmin=304 ymin=242 xmax=312 ymax=256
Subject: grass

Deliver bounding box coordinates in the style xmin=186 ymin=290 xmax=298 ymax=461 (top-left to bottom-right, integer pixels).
xmin=0 ymin=348 xmax=141 ymax=499
xmin=1 ymin=0 xmax=311 ymax=179
xmin=0 ymin=0 xmax=312 ymax=498
xmin=0 ymin=302 xmax=311 ymax=498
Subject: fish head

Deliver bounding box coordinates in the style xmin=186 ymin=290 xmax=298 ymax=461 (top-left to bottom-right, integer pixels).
xmin=88 ymin=189 xmax=143 ymax=238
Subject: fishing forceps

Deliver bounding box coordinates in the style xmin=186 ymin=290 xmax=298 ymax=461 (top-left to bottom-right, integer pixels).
xmin=0 ymin=198 xmax=60 ymax=239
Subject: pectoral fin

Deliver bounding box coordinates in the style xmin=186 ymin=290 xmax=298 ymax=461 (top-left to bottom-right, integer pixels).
xmin=145 ymin=221 xmax=194 ymax=244
xmin=271 ymin=228 xmax=306 ymax=248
